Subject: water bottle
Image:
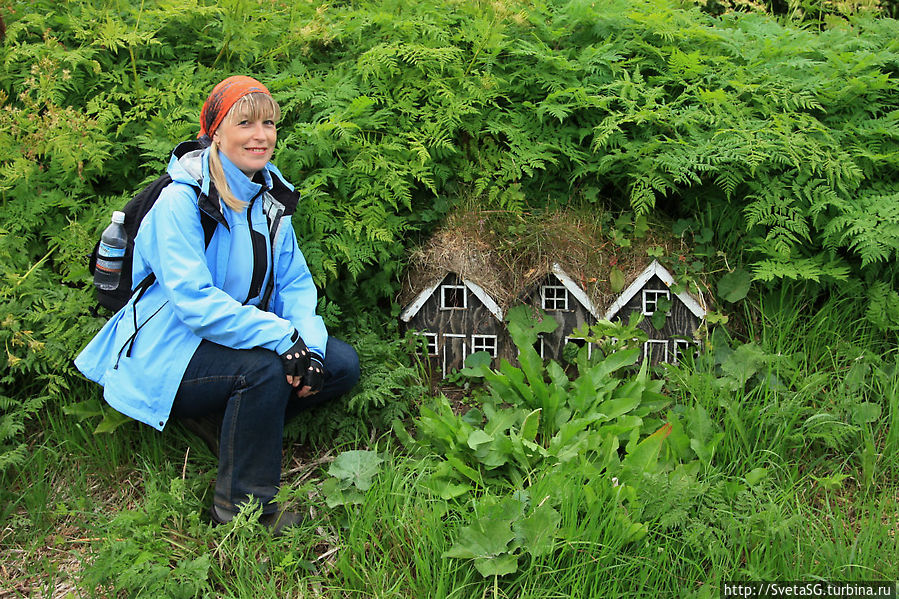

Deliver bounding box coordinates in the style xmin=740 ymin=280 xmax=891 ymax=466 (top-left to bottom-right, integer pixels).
xmin=94 ymin=211 xmax=128 ymax=292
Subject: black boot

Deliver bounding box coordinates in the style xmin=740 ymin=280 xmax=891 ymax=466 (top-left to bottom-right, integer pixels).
xmin=210 ymin=504 xmax=306 ymax=537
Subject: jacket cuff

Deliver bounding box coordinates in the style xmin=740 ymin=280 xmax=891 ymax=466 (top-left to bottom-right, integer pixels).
xmin=274 ymin=331 xmax=299 ymax=355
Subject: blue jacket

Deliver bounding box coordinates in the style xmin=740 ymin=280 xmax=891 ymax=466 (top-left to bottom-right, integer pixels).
xmin=75 ymin=143 xmax=328 ymax=430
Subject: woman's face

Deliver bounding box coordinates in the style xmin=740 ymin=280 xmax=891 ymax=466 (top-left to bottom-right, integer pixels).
xmin=213 ymin=111 xmax=277 ymax=176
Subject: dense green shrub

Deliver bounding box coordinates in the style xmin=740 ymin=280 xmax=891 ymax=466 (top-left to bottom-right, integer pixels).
xmin=2 ymin=0 xmax=898 ymax=472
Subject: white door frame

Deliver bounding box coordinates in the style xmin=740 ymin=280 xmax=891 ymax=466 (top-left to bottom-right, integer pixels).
xmin=442 ymin=334 xmax=468 ymax=377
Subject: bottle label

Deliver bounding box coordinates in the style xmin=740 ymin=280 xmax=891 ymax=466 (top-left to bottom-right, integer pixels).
xmin=96 ymin=242 xmax=126 ymax=274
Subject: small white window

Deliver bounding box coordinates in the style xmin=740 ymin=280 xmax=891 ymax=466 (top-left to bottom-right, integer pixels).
xmin=415 ymin=332 xmax=438 ymax=356
xmin=673 ymin=339 xmax=698 ymax=364
xmin=642 ymin=289 xmax=670 ymax=316
xmin=471 ymin=335 xmax=498 ymax=357
xmin=533 ymin=335 xmax=546 ymax=359
xmin=541 ymin=285 xmax=569 ymax=311
xmin=644 ymin=339 xmax=668 ymax=363
xmin=440 ymin=284 xmax=467 ymax=310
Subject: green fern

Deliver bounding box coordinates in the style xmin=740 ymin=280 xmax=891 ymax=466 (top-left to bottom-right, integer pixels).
xmin=823 ymin=188 xmax=899 ymax=267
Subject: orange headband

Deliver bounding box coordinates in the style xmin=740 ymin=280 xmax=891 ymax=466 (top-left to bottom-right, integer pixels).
xmin=198 ymin=76 xmax=271 ymax=140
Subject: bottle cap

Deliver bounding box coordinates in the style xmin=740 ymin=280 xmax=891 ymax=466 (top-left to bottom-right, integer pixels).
xmin=112 ymin=211 xmax=125 ymax=224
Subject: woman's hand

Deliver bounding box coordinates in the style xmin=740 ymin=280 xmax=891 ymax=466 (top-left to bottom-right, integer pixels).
xmin=294 ymin=383 xmax=316 ymax=398
xmin=290 ymin=355 xmax=324 ymax=397
xmin=280 ymin=331 xmax=311 ymax=383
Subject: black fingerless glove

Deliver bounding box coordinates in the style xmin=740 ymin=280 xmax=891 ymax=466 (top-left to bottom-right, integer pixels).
xmin=303 ymin=355 xmax=325 ymax=394
xmin=280 ymin=330 xmax=311 ymax=378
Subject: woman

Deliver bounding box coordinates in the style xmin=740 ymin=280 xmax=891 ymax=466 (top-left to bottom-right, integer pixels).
xmin=75 ymin=76 xmax=360 ymax=534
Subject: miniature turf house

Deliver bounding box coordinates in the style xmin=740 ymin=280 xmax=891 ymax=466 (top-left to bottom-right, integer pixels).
xmin=518 ymin=264 xmax=601 ymax=362
xmin=399 ymin=272 xmax=509 ymax=377
xmin=604 ymin=260 xmax=706 ymax=366
xmin=398 ymin=211 xmax=708 ymax=377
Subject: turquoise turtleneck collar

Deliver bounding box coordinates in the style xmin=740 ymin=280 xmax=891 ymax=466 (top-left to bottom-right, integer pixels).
xmin=201 ymin=149 xmax=274 ymax=207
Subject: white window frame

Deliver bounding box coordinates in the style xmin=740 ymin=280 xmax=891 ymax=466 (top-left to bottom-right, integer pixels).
xmin=541 ymin=284 xmax=569 ymax=311
xmin=644 ymin=339 xmax=669 ymax=363
xmin=440 ymin=284 xmax=467 ymax=310
xmin=673 ymin=339 xmax=698 ymax=364
xmin=415 ymin=332 xmax=438 ymax=356
xmin=471 ymin=335 xmax=498 ymax=357
xmin=642 ymin=289 xmax=671 ymax=316
xmin=533 ymin=335 xmax=546 ymax=359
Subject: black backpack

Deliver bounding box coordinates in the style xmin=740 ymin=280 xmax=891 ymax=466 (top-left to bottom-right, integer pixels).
xmin=88 ymin=173 xmax=217 ymax=312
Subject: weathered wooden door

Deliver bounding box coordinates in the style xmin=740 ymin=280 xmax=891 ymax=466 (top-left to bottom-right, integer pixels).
xmin=442 ymin=334 xmax=469 ymax=377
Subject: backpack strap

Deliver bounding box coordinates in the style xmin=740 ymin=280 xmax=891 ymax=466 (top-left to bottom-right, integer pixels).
xmin=122 ymin=196 xmax=216 ymax=356
xmin=131 ymin=188 xmax=217 ymax=301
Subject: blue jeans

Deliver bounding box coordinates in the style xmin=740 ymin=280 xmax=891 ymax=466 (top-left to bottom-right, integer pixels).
xmin=171 ymin=337 xmax=360 ymax=516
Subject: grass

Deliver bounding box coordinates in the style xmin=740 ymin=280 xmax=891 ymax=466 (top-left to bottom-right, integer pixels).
xmin=1 ymin=288 xmax=897 ymax=598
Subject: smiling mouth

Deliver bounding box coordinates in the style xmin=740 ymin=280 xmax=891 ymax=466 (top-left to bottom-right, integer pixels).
xmin=246 ymin=147 xmax=269 ymax=153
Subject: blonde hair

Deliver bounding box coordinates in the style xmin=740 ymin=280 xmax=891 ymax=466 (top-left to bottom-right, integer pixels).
xmin=208 ymin=92 xmax=282 ymax=212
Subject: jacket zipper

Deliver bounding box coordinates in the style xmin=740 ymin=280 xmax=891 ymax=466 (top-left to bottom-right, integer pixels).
xmin=245 ymin=187 xmax=269 ymax=304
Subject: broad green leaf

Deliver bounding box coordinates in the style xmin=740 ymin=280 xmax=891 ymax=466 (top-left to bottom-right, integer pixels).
xmin=483 ymin=403 xmax=521 ymax=436
xmin=391 ymin=419 xmax=417 ymax=452
xmin=467 ymin=429 xmax=494 ymax=450
xmin=520 ymin=409 xmax=541 ymax=442
xmin=570 ymin=376 xmax=601 ymax=412
xmin=862 ymin=438 xmax=876 ymax=490
xmin=591 ymin=347 xmax=640 ymax=380
xmin=844 ymin=360 xmax=870 ymax=393
xmin=422 ymin=477 xmax=471 ymax=500
xmin=665 ymin=414 xmax=692 ymax=460
xmin=514 ymin=502 xmax=561 ymax=558
xmin=447 ymin=455 xmax=481 ymax=484
xmin=718 ymin=269 xmax=752 ymax=303
xmin=460 ymin=351 xmax=493 ymax=377
xmin=620 ymin=518 xmax=649 ymax=543
xmin=650 ymin=309 xmax=667 ymax=330
xmin=592 ymin=434 xmax=620 ymax=471
xmin=690 ymin=432 xmax=724 ymax=467
xmin=546 ymin=360 xmax=569 ymax=391
xmin=462 ymin=408 xmax=484 ymax=427
xmin=444 ymin=499 xmax=520 ymax=572
xmin=651 ymin=295 xmax=672 ymax=330
xmin=327 ymin=450 xmax=383 ymax=491
xmin=610 ymin=267 xmax=625 ymax=293
xmin=322 ymin=478 xmax=365 ymax=507
xmin=518 ymin=347 xmax=550 ymax=408
xmin=720 ymin=343 xmax=767 ymax=386
xmin=745 ymin=467 xmax=768 ymax=486
xmin=596 ymin=395 xmax=641 ymax=421
xmin=596 ymin=415 xmax=644 ymax=438
xmin=619 ymin=423 xmax=671 ymax=483
xmin=474 ymin=435 xmax=513 ymax=469
xmin=62 ymin=399 xmax=104 ymax=421
xmin=474 ymin=554 xmax=519 ymax=577
xmin=506 ymin=305 xmax=558 ymax=347
xmin=93 ymin=408 xmax=133 ymax=434
xmin=812 ymin=472 xmax=850 ymax=491
xmin=496 ymin=360 xmax=532 ymax=405
xmin=851 ymin=402 xmax=881 ymax=425
xmin=685 ymin=403 xmax=718 ymax=446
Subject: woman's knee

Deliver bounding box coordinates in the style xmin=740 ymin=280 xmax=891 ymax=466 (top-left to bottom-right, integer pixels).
xmin=245 ymin=346 xmax=284 ymax=376
xmin=324 ymin=337 xmax=360 ymax=396
xmin=241 ymin=347 xmax=293 ymax=397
